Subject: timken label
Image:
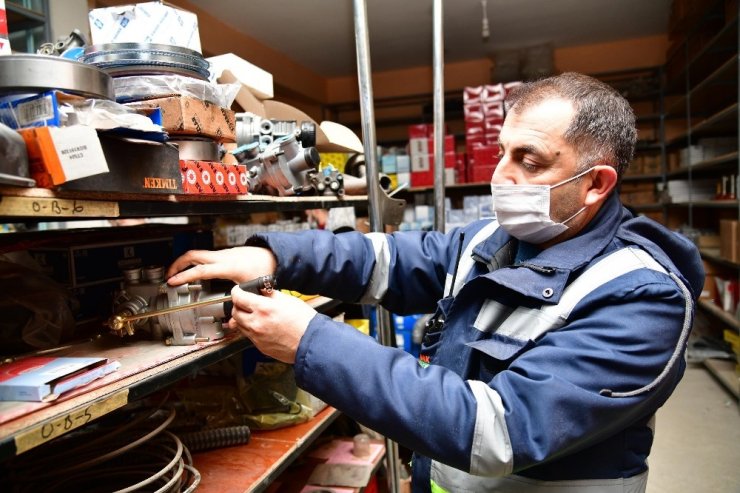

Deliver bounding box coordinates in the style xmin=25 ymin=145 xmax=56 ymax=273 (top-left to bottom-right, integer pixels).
xmin=142 ymin=177 xmax=179 ymax=190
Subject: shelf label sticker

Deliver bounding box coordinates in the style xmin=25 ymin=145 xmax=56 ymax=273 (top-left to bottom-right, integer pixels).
xmin=14 ymin=389 xmax=129 ymax=455
xmin=0 ymin=196 xmax=119 ymax=217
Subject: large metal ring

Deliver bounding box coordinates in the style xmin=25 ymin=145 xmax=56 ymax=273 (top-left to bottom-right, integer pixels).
xmin=0 ymin=54 xmax=115 ymax=100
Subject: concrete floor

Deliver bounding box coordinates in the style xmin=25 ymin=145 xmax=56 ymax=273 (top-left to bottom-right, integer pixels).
xmin=647 ymin=363 xmax=740 ymax=493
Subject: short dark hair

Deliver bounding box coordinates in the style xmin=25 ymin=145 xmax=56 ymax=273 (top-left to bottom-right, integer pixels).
xmin=504 ymin=72 xmax=637 ymax=178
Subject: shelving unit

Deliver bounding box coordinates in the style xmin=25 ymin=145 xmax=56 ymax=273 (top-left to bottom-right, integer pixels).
xmin=661 ymin=0 xmax=739 ymax=399
xmin=0 ymin=180 xmax=364 ymax=490
xmin=0 ymin=296 xmax=341 ymax=462
xmin=0 ymin=185 xmax=369 ymax=221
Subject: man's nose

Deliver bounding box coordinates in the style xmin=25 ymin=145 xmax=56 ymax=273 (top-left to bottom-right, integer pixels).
xmin=491 ymin=156 xmax=516 ymax=184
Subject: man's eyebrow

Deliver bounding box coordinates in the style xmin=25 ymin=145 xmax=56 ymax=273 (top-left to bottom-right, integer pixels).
xmin=498 ymin=142 xmax=540 ymax=156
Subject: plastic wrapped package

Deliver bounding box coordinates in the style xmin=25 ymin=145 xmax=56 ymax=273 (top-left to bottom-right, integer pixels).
xmin=0 ymin=122 xmax=35 ymax=186
xmin=113 ymin=75 xmax=240 ymax=107
xmin=0 ymin=260 xmax=78 ymax=356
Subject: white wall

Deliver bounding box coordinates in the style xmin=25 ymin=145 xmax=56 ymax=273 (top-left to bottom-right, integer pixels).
xmin=48 ymin=0 xmax=89 ymax=42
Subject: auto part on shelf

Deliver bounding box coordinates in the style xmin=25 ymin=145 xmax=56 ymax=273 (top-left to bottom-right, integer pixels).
xmin=81 ymin=42 xmax=211 ymax=80
xmin=107 ymin=266 xmax=275 ymax=345
xmin=170 ymin=138 xmax=220 ymax=161
xmin=36 ymin=29 xmax=88 ymax=57
xmin=232 ymin=132 xmax=322 ymax=196
xmin=311 ymin=165 xmax=345 ymax=197
xmin=0 ymin=54 xmax=115 ymax=100
xmin=0 ymin=122 xmax=35 ymax=187
xmin=235 ymin=112 xmax=317 ymax=150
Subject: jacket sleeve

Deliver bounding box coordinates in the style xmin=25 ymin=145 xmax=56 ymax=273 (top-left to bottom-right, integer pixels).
xmin=295 ymin=266 xmax=693 ymax=476
xmin=294 ymin=313 xmax=479 ymax=472
xmin=249 ymin=228 xmax=463 ymax=315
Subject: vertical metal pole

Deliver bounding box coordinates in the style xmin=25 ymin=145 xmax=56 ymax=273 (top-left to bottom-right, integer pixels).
xmin=351 ymin=1 xmax=401 ymax=492
xmin=433 ymin=0 xmax=446 ymax=232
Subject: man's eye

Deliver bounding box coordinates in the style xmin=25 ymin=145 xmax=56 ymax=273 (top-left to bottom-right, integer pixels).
xmin=522 ymin=161 xmax=538 ymax=171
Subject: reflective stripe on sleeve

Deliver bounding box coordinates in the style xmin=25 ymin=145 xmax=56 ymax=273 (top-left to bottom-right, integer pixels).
xmin=468 ymin=380 xmax=514 ymax=476
xmin=359 ymin=232 xmax=392 ymax=304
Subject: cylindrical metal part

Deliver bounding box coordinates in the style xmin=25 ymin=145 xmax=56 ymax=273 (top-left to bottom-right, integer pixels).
xmin=0 ymin=54 xmax=115 ymax=100
xmin=352 ymin=1 xmax=401 ymax=491
xmin=433 ymin=0 xmax=446 ymax=233
xmin=170 ymin=138 xmax=220 ymax=161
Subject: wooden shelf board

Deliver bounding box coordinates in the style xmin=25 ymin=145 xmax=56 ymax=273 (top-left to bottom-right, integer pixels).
xmin=193 ymin=407 xmax=341 ymax=493
xmin=697 ymin=298 xmax=740 ymax=331
xmin=704 ymin=358 xmax=739 ymax=398
xmin=0 ymin=296 xmax=337 ymax=460
xmin=0 ymin=186 xmax=369 ymax=219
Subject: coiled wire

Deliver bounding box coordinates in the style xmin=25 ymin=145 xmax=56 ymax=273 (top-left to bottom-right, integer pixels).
xmin=2 ymin=395 xmax=200 ymax=492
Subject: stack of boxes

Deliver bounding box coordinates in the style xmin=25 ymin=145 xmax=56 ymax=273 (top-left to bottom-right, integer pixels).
xmin=463 ymin=82 xmax=522 ymax=183
xmin=407 ymin=124 xmax=456 ymax=187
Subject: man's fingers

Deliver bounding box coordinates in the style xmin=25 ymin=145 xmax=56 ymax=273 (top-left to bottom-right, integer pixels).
xmin=167 ymin=251 xmax=240 ymax=286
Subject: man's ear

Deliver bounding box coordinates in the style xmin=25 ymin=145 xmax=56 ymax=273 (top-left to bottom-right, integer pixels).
xmin=584 ymin=165 xmax=618 ymax=206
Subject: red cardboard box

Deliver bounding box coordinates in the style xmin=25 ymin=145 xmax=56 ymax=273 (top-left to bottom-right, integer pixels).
xmin=464 ymin=85 xmax=485 ymax=104
xmin=411 ymin=169 xmax=434 ymax=187
xmin=472 ymin=145 xmax=501 ymax=167
xmin=483 ymin=83 xmax=505 ymax=102
xmin=408 ymin=124 xmax=433 ymax=139
xmin=468 ymin=164 xmax=496 ymax=183
xmin=483 ymin=101 xmax=504 ymax=117
xmin=180 ymin=160 xmax=248 ymax=194
xmin=464 ymin=103 xmax=485 ymax=122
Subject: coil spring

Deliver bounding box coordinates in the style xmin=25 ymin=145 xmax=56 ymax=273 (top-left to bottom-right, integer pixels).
xmin=178 ymin=425 xmax=251 ymax=452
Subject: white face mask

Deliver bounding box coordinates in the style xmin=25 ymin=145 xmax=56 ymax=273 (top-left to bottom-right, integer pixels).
xmin=491 ymin=167 xmax=594 ymax=244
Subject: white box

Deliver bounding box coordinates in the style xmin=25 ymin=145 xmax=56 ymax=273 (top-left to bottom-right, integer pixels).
xmin=396 ymin=155 xmax=411 ymax=173
xmin=88 ymin=2 xmax=202 ymax=53
xmin=411 ymin=153 xmax=430 ymax=172
xmin=208 ymin=53 xmax=274 ymax=100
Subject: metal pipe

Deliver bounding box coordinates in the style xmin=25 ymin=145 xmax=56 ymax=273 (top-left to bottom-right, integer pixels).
xmin=352 ymin=1 xmax=401 ymax=491
xmin=433 ymin=0 xmax=446 ymax=233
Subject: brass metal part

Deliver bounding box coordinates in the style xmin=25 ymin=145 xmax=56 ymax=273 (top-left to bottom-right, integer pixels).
xmin=105 ymin=294 xmax=232 ymax=332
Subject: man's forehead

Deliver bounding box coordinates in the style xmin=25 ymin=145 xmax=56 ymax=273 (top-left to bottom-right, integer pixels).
xmin=501 ymin=98 xmax=575 ymax=141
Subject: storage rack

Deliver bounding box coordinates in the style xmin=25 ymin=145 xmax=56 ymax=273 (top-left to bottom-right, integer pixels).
xmin=662 ymin=0 xmax=739 ymax=398
xmin=0 ymin=186 xmax=361 ymax=489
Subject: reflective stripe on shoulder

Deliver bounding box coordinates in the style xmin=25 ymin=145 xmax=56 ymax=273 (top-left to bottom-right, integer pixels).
xmin=477 ymin=247 xmax=668 ymax=341
xmin=444 ymin=220 xmax=500 ymax=297
xmin=359 ymin=232 xmax=392 ymax=304
xmin=430 ymin=465 xmax=648 ymax=493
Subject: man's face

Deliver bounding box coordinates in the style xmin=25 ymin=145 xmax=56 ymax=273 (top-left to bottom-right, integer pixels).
xmin=493 ymin=98 xmax=586 ymax=223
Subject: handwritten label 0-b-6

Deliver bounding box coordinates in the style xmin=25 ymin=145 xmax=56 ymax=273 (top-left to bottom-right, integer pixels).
xmin=0 ymin=197 xmax=119 ymax=217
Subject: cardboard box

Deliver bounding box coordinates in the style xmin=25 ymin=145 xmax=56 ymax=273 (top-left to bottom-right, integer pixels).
xmin=0 ymin=1 xmax=9 ymax=55
xmin=0 ymin=356 xmax=120 ymax=402
xmin=468 ymin=165 xmax=496 ymax=183
xmin=18 ymin=125 xmax=109 ymax=187
xmin=88 ymin=2 xmax=201 ymax=53
xmin=180 ymin=160 xmax=248 ymax=194
xmin=0 ymin=91 xmax=83 ymax=129
xmin=58 ymin=135 xmax=181 ymax=194
xmin=126 ymin=96 xmax=236 ymax=143
xmin=207 ymin=53 xmax=274 ymax=100
xmin=720 ymin=219 xmax=740 ymax=262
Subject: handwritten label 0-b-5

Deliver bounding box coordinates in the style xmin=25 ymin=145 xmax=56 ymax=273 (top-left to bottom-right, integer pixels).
xmin=14 ymin=389 xmax=129 ymax=455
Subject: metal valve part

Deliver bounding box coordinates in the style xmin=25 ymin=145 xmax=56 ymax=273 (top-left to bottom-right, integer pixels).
xmin=234 ymin=131 xmax=321 ymax=196
xmin=109 ymin=266 xmax=226 ymax=345
xmin=235 ymin=113 xmax=317 ymax=151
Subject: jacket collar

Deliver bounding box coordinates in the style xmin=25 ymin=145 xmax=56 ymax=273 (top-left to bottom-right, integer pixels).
xmin=471 ymin=193 xmax=624 ymax=303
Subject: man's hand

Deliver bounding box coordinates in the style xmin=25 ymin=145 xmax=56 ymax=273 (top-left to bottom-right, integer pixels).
xmin=166 ymin=246 xmax=277 ymax=286
xmin=228 ymin=286 xmax=317 ymax=364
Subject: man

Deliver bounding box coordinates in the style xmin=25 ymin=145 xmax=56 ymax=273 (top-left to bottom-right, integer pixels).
xmin=167 ymin=73 xmax=704 ymax=492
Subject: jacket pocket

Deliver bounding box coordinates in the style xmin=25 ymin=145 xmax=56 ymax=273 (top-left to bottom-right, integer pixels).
xmin=467 ymin=334 xmax=535 ymax=381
